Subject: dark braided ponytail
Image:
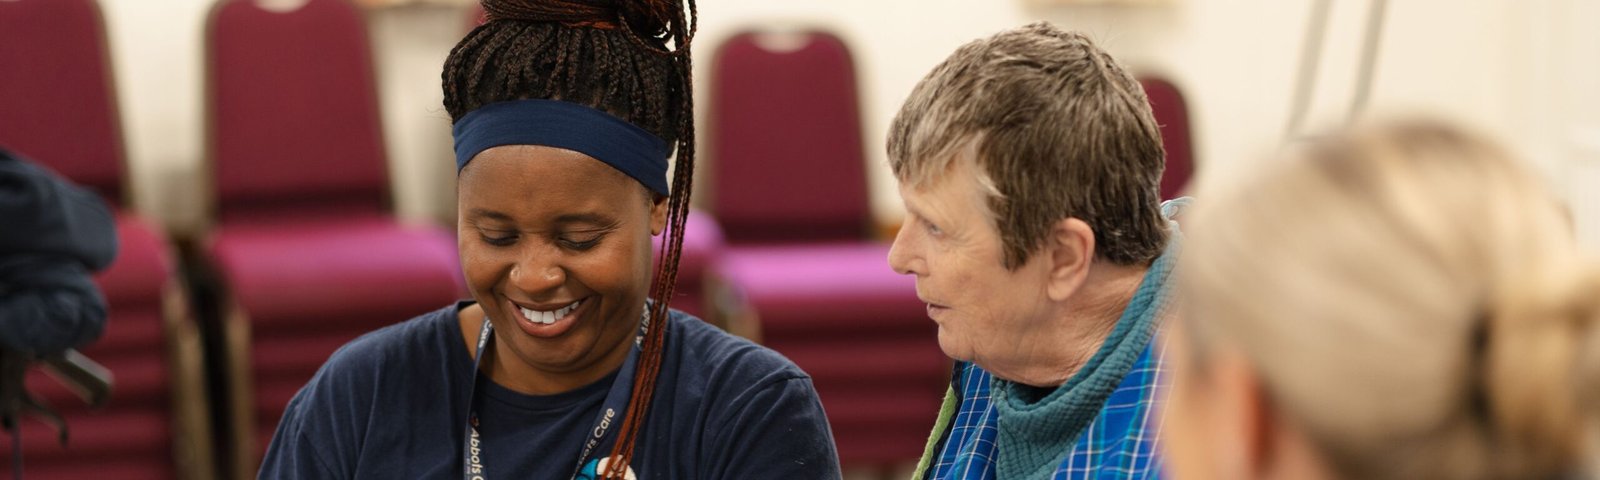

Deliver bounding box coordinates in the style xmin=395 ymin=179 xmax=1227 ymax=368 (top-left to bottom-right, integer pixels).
xmin=442 ymin=0 xmax=696 ymax=477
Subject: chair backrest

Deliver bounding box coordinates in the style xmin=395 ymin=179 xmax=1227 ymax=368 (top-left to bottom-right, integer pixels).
xmin=1140 ymin=76 xmax=1196 ymax=200
xmin=206 ymin=0 xmax=390 ymax=222
xmin=0 ymin=0 xmax=128 ymax=205
xmin=466 ymin=3 xmax=485 ymax=28
xmin=709 ymin=30 xmax=870 ymax=244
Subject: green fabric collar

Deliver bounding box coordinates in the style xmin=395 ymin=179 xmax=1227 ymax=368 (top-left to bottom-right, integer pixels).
xmin=991 ymin=226 xmax=1181 ymax=480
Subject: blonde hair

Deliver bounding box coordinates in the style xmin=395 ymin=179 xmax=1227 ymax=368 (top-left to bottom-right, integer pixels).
xmin=1180 ymin=118 xmax=1600 ymax=479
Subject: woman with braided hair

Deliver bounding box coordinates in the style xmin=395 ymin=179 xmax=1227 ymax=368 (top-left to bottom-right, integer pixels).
xmin=259 ymin=0 xmax=841 ymax=478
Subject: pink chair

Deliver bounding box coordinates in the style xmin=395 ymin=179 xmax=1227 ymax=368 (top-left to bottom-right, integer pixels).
xmin=708 ymin=30 xmax=948 ymax=470
xmin=650 ymin=210 xmax=726 ymax=321
xmin=0 ymin=0 xmax=213 ymax=478
xmin=1139 ymin=76 xmax=1197 ymax=199
xmin=200 ymin=0 xmax=463 ymax=477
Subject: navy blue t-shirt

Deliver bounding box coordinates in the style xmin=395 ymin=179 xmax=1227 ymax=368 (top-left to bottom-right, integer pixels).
xmin=260 ymin=303 xmax=841 ymax=479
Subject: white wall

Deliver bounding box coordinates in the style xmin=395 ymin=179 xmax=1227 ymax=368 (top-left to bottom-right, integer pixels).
xmin=96 ymin=0 xmax=1600 ymax=246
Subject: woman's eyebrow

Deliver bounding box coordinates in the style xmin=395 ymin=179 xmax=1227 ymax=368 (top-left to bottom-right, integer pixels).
xmin=464 ymin=209 xmax=621 ymax=229
xmin=552 ymin=212 xmax=619 ymax=227
xmin=466 ymin=208 xmax=515 ymax=223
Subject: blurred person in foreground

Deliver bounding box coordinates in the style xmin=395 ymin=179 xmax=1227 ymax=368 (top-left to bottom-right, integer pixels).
xmin=1165 ymin=118 xmax=1600 ymax=480
xmin=888 ymin=22 xmax=1183 ymax=480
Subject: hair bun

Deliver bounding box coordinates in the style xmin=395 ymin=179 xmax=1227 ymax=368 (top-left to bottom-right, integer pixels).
xmin=481 ymin=0 xmax=670 ymax=40
xmin=1482 ymin=264 xmax=1600 ymax=473
xmin=482 ymin=0 xmax=614 ymax=26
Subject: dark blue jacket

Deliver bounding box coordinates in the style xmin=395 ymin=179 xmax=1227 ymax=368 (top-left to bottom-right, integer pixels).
xmin=0 ymin=148 xmax=116 ymax=353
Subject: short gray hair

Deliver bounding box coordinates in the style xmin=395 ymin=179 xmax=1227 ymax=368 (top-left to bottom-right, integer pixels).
xmin=887 ymin=22 xmax=1168 ymax=268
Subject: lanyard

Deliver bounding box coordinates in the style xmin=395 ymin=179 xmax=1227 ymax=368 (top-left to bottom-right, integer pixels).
xmin=462 ymin=308 xmax=649 ymax=480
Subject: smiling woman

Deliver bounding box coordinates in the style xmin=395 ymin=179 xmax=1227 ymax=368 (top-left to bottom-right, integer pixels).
xmin=458 ymin=145 xmax=661 ymax=397
xmin=255 ymin=0 xmax=841 ymax=479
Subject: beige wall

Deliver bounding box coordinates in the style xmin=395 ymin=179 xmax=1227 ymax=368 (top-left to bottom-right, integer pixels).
xmin=97 ymin=0 xmax=1600 ymax=246
xmin=99 ymin=0 xmax=213 ymax=236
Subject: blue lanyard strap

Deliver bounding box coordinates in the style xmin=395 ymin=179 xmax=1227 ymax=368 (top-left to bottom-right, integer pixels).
xmin=462 ymin=308 xmax=651 ymax=480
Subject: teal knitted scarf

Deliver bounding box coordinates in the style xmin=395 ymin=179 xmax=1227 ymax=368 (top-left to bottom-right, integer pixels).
xmin=991 ymin=230 xmax=1179 ymax=480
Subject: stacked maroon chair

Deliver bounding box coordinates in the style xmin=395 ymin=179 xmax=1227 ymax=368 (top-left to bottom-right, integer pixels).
xmin=708 ymin=30 xmax=948 ymax=472
xmin=201 ymin=0 xmax=463 ymax=477
xmin=1140 ymin=76 xmax=1197 ymax=199
xmin=0 ymin=0 xmax=214 ymax=478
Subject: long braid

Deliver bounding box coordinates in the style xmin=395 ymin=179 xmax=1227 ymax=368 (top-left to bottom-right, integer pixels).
xmin=443 ymin=1 xmax=696 ymax=478
xmin=604 ymin=0 xmax=694 ymax=475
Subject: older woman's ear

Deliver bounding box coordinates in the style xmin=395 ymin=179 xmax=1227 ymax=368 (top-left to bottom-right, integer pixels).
xmin=1045 ymin=217 xmax=1095 ymax=301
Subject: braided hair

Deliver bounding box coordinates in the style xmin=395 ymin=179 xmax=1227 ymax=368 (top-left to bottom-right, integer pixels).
xmin=442 ymin=0 xmax=696 ymax=477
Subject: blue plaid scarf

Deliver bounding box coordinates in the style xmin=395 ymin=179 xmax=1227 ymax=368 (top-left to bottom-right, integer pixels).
xmin=914 ymin=200 xmax=1185 ymax=480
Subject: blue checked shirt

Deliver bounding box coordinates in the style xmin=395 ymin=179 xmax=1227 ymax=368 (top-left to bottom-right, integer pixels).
xmin=918 ymin=199 xmax=1184 ymax=480
xmin=922 ymin=340 xmax=1168 ymax=480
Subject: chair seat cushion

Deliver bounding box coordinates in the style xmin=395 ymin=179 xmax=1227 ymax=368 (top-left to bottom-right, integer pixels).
xmin=717 ymin=242 xmax=925 ymax=334
xmin=94 ymin=211 xmax=174 ymax=308
xmin=652 ymin=210 xmax=725 ymax=286
xmin=716 ymin=241 xmax=947 ymax=465
xmin=77 ymin=307 xmax=165 ymax=358
xmin=206 ymin=215 xmax=462 ymax=328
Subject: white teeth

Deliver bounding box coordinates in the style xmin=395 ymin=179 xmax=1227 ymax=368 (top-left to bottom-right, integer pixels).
xmin=519 ymin=299 xmax=582 ymax=325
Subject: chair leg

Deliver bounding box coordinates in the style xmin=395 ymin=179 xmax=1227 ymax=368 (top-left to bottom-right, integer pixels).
xmin=222 ymin=301 xmax=257 ymax=480
xmin=164 ymin=281 xmax=217 ymax=480
xmin=707 ymin=274 xmax=763 ymax=343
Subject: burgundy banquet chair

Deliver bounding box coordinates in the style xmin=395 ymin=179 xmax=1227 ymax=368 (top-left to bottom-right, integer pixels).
xmin=1139 ymin=75 xmax=1197 ymax=199
xmin=0 ymin=0 xmax=214 ymax=478
xmin=200 ymin=0 xmax=463 ymax=477
xmin=708 ymin=30 xmax=949 ymax=471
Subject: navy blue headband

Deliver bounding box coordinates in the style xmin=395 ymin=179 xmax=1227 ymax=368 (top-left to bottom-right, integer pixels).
xmin=452 ymin=99 xmax=671 ymax=196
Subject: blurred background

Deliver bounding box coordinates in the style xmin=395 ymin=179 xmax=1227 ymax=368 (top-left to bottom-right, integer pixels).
xmin=89 ymin=0 xmax=1600 ymax=244
xmin=2 ymin=0 xmax=1597 ymax=479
